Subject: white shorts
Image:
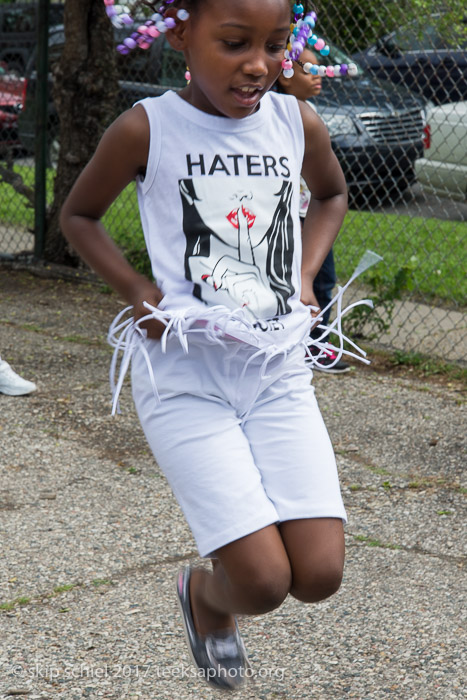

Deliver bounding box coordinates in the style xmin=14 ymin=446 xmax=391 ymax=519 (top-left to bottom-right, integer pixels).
xmin=131 ymin=334 xmax=347 ymax=557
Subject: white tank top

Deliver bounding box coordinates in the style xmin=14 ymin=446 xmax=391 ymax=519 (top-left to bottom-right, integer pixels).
xmin=135 ymin=90 xmax=311 ymax=350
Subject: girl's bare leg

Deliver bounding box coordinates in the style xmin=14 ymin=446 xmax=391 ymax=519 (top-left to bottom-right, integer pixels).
xmin=189 ymin=524 xmax=291 ymax=636
xmin=279 ymin=517 xmax=345 ymax=602
xmin=188 ymin=517 xmax=344 ymax=636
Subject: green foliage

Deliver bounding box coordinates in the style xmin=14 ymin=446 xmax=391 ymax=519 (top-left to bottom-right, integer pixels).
xmin=341 ymin=255 xmax=418 ymax=340
xmin=1 ymin=168 xmax=465 ymax=310
xmin=334 ymin=210 xmax=467 ymax=305
xmin=103 ymin=182 xmax=153 ymax=279
xmin=390 ymin=350 xmax=467 ymax=380
xmin=318 ymin=0 xmax=466 ymax=54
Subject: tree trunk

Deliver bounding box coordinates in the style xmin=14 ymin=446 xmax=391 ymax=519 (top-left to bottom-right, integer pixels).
xmin=45 ymin=0 xmax=119 ymax=265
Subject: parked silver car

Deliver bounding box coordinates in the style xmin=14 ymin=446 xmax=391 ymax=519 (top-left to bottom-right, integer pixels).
xmin=415 ymin=101 xmax=467 ymax=201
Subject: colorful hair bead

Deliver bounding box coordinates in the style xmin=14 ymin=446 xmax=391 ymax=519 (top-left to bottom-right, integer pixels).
xmin=314 ymin=38 xmax=325 ymax=52
xmin=104 ymin=0 xmax=190 ymax=55
xmin=283 ymin=5 xmax=359 ymax=81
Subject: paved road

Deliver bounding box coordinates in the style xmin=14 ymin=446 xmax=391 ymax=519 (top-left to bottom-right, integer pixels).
xmin=374 ymin=183 xmax=467 ymax=222
xmin=0 ymin=270 xmax=465 ymax=700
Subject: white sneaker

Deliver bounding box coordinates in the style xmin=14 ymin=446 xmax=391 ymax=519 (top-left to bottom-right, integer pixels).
xmin=0 ymin=359 xmax=37 ymax=395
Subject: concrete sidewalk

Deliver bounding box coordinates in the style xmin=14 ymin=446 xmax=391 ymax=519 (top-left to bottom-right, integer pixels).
xmin=0 ymin=269 xmax=465 ymax=700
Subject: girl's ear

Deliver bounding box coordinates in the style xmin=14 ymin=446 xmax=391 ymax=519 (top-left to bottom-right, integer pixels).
xmin=165 ymin=10 xmax=190 ymax=51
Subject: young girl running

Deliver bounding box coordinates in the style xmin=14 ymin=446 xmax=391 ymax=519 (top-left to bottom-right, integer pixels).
xmin=61 ymin=0 xmax=359 ymax=690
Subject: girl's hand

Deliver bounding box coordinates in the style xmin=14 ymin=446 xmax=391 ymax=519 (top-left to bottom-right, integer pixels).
xmin=130 ymin=279 xmax=166 ymax=339
xmin=301 ymin=276 xmax=322 ymax=331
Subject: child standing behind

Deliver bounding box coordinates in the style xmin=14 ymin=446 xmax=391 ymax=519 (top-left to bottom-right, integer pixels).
xmin=61 ymin=0 xmax=349 ymax=690
xmin=277 ymin=46 xmax=350 ymax=372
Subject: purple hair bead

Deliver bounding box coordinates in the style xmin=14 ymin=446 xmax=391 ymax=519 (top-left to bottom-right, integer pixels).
xmin=123 ymin=37 xmax=137 ymax=49
xmin=340 ymin=64 xmax=348 ymax=75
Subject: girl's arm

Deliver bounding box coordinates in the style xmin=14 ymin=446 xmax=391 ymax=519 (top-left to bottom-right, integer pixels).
xmin=298 ymin=100 xmax=348 ymax=309
xmin=60 ymin=105 xmax=164 ymax=337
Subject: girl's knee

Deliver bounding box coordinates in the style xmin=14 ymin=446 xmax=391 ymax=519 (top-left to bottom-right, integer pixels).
xmin=230 ymin=562 xmax=292 ymax=614
xmin=290 ymin=560 xmax=344 ymax=603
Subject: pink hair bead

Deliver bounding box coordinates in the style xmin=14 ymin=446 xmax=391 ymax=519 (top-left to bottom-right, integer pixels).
xmin=314 ymin=38 xmax=325 ymax=51
xmin=103 ymin=0 xmax=114 ymax=5
xmin=282 ymin=59 xmax=293 ymax=69
xmin=147 ymin=26 xmax=160 ymax=38
xmin=325 ymin=66 xmax=334 ymax=77
xmin=137 ymin=25 xmax=148 ymax=34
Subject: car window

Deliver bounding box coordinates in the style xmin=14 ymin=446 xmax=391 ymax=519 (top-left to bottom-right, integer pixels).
xmin=391 ymin=21 xmax=466 ymax=52
xmin=319 ymin=38 xmax=364 ymax=76
xmin=49 ymin=4 xmax=64 ymax=25
xmin=1 ymin=7 xmax=36 ymax=32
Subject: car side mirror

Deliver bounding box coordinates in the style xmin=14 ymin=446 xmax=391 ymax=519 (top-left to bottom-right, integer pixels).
xmin=376 ymin=38 xmax=402 ymax=59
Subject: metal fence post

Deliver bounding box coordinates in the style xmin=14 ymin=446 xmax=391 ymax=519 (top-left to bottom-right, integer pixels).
xmin=33 ymin=0 xmax=50 ymax=259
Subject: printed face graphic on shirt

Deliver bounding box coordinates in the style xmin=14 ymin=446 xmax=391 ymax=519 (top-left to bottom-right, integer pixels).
xmin=179 ymin=177 xmax=295 ymax=320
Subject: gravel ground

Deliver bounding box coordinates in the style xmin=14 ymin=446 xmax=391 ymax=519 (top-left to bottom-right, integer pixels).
xmin=0 ymin=269 xmax=465 ymax=700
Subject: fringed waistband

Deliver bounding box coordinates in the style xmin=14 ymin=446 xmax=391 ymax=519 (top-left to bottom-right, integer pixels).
xmin=108 ymin=250 xmax=382 ymax=415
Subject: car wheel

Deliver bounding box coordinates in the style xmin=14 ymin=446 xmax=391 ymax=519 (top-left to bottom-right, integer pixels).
xmin=349 ymin=179 xmax=410 ymax=210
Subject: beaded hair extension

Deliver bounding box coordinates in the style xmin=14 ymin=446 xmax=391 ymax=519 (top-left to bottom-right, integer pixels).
xmin=103 ymin=0 xmax=190 ymax=54
xmin=103 ymin=0 xmax=357 ymax=78
xmin=283 ymin=2 xmax=358 ymax=78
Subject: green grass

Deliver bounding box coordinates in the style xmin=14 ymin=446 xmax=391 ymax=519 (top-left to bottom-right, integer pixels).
xmin=2 ymin=165 xmax=466 ymax=304
xmin=335 ymin=210 xmax=467 ymax=305
xmin=0 ymin=596 xmax=31 ymax=611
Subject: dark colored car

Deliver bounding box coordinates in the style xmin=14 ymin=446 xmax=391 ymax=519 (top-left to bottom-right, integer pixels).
xmin=0 ymin=66 xmax=25 ymax=151
xmin=292 ymin=39 xmax=427 ymax=203
xmin=313 ymin=78 xmax=425 ymax=203
xmin=19 ymin=27 xmax=426 ymax=204
xmin=352 ymin=15 xmax=467 ymax=105
xmin=18 ymin=24 xmax=168 ymax=165
xmin=0 ymin=2 xmax=64 ymax=75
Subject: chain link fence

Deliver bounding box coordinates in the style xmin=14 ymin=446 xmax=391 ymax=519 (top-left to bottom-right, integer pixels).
xmin=0 ymin=0 xmax=466 ymax=363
